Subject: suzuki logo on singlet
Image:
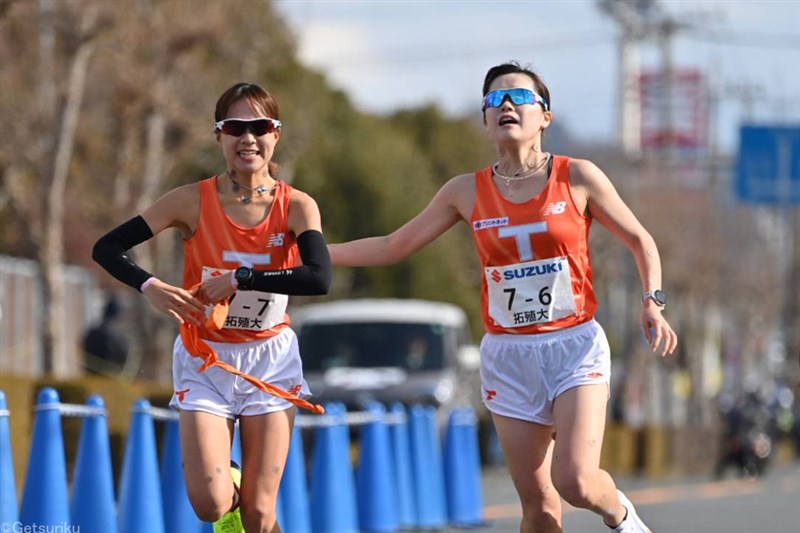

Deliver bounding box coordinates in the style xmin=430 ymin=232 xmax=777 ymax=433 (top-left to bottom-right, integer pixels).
xmin=543 ymin=201 xmax=567 ymax=216
xmin=503 ymin=261 xmax=563 ymax=280
xmin=490 ymin=269 xmax=503 ymax=283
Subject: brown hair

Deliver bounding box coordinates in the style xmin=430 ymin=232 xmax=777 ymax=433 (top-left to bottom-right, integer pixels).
xmin=214 ymin=82 xmax=281 ymax=177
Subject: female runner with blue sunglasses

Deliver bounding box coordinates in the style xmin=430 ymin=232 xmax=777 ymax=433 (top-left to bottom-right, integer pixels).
xmin=93 ymin=82 xmax=332 ymax=533
xmin=329 ymin=62 xmax=676 ymax=533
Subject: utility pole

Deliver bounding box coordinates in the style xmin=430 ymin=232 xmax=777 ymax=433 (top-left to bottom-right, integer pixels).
xmin=620 ymin=30 xmax=642 ymax=160
xmin=599 ymin=0 xmax=656 ymax=161
xmin=600 ymin=0 xmax=712 ymax=161
xmin=659 ymin=17 xmax=678 ymax=160
xmin=599 ymin=0 xmax=724 ymax=436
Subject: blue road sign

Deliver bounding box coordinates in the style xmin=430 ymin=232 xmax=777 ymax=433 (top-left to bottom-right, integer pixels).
xmin=736 ymin=125 xmax=800 ymax=204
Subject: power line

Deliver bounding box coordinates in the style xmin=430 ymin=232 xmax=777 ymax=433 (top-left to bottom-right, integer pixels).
xmin=305 ymin=32 xmax=614 ymax=67
xmin=685 ymin=29 xmax=800 ymax=49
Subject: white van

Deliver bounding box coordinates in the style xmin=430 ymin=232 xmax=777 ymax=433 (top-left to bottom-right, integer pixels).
xmin=292 ymin=298 xmax=482 ymax=415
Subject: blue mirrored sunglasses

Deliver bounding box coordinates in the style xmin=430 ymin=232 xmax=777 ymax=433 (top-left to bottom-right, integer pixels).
xmin=482 ymin=88 xmax=549 ymax=111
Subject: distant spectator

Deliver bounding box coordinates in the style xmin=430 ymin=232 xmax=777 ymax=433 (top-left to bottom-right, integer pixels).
xmin=406 ymin=334 xmax=429 ymax=371
xmin=82 ymin=295 xmax=129 ymax=375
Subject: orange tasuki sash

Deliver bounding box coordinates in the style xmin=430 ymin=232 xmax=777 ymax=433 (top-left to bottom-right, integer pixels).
xmin=178 ymin=287 xmax=325 ymax=415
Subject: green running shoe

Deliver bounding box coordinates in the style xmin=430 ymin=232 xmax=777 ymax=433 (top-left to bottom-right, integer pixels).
xmin=213 ymin=461 xmax=243 ymax=533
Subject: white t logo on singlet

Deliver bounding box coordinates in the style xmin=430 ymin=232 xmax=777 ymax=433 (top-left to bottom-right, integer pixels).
xmin=497 ymin=222 xmax=547 ymax=261
xmin=222 ymin=251 xmax=271 ymax=267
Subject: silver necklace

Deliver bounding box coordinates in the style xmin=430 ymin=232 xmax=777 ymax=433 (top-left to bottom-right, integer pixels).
xmin=227 ymin=171 xmax=274 ymax=205
xmin=493 ymin=153 xmax=551 ymax=186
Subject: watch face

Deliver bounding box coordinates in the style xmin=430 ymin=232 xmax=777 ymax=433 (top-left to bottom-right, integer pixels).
xmin=654 ymin=290 xmax=667 ymax=305
xmin=235 ymin=267 xmax=252 ymax=288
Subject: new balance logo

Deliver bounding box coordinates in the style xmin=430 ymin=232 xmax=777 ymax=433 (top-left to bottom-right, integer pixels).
xmin=484 ymin=389 xmax=497 ymax=401
xmin=288 ymin=384 xmax=302 ymax=396
xmin=267 ymin=233 xmax=285 ymax=247
xmin=543 ymin=201 xmax=567 ymax=216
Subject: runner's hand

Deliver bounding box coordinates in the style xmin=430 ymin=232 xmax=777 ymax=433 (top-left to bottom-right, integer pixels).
xmin=641 ymin=305 xmax=677 ymax=356
xmin=195 ymin=271 xmax=238 ymax=305
xmin=141 ymin=279 xmax=205 ymax=325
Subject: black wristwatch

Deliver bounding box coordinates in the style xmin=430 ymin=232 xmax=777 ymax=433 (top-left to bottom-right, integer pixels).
xmin=234 ymin=267 xmax=254 ymax=291
xmin=642 ymin=290 xmax=666 ymax=307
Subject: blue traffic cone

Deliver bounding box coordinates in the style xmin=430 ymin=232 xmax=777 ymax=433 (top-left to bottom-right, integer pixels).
xmin=161 ymin=417 xmax=204 ymax=533
xmin=231 ymin=421 xmax=242 ymax=467
xmin=388 ymin=403 xmax=415 ymax=528
xmin=118 ymin=399 xmax=165 ymax=533
xmin=19 ymin=387 xmax=69 ymax=526
xmin=356 ymin=402 xmax=398 ymax=532
xmin=70 ymin=395 xmax=116 ymax=533
xmin=276 ymin=490 xmax=286 ymax=531
xmin=279 ymin=424 xmax=311 ymax=533
xmin=443 ymin=408 xmax=483 ymax=526
xmin=0 ymin=390 xmax=18 ymax=524
xmin=409 ymin=405 xmax=446 ymax=529
xmin=309 ymin=403 xmax=357 ymax=533
xmin=464 ymin=408 xmax=484 ymax=524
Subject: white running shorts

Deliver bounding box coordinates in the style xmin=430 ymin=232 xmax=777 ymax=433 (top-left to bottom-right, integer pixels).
xmin=169 ymin=327 xmax=311 ymax=419
xmin=480 ymin=319 xmax=611 ymax=425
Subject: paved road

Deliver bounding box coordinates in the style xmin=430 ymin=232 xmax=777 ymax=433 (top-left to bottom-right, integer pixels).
xmin=453 ymin=461 xmax=800 ymax=533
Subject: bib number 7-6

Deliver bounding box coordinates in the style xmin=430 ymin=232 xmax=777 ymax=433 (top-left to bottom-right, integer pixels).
xmin=485 ymin=256 xmax=576 ymax=328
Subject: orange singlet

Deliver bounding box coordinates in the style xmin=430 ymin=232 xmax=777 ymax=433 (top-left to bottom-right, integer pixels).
xmin=178 ymin=176 xmax=324 ymax=414
xmin=184 ymin=176 xmax=297 ymax=343
xmin=470 ymin=155 xmax=597 ymax=335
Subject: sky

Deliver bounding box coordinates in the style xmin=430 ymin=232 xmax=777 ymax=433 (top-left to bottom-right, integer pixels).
xmin=273 ymin=0 xmax=800 ymax=153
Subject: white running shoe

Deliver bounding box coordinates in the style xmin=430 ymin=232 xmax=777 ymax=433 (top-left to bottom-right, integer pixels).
xmin=610 ymin=490 xmax=652 ymax=533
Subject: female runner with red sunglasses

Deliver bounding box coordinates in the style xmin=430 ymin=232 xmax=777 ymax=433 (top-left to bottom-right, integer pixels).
xmin=329 ymin=62 xmax=677 ymax=533
xmin=93 ymin=82 xmax=331 ymax=533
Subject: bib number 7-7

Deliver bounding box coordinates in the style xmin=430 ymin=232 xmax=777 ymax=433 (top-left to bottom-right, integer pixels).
xmin=485 ymin=256 xmax=577 ymax=328
xmin=201 ymin=266 xmax=287 ymax=331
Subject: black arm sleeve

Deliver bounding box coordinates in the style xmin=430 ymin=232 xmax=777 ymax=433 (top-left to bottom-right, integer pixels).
xmin=250 ymin=230 xmax=332 ymax=295
xmin=92 ymin=216 xmax=155 ymax=292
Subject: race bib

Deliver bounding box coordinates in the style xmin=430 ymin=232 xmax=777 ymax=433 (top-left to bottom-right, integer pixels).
xmin=201 ymin=267 xmax=287 ymax=331
xmin=485 ymin=257 xmax=576 ymax=328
